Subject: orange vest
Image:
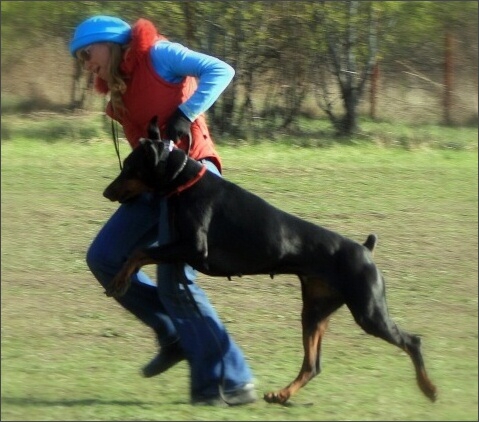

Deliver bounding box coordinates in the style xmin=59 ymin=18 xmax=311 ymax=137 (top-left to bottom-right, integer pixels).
xmin=106 ymin=48 xmax=222 ymax=172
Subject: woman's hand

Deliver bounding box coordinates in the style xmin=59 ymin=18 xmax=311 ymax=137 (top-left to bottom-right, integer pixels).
xmin=166 ymin=108 xmax=192 ymax=142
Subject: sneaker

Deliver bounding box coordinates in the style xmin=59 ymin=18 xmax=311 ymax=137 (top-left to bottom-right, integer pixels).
xmin=191 ymin=383 xmax=257 ymax=407
xmin=142 ymin=340 xmax=185 ymax=378
xmin=191 ymin=395 xmax=228 ymax=407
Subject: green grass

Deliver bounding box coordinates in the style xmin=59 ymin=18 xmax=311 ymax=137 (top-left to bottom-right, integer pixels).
xmin=1 ymin=118 xmax=478 ymax=421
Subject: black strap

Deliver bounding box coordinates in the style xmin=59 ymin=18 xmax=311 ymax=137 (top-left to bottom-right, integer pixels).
xmin=185 ymin=131 xmax=192 ymax=156
xmin=111 ymin=119 xmax=123 ymax=170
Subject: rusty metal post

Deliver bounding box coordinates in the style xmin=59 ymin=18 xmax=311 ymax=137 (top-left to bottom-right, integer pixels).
xmin=370 ymin=61 xmax=379 ymax=120
xmin=444 ymin=31 xmax=453 ymax=125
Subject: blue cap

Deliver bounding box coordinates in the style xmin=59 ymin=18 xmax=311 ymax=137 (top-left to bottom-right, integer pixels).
xmin=69 ymin=15 xmax=131 ymax=57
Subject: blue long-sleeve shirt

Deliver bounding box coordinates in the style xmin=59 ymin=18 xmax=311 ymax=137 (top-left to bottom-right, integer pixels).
xmin=150 ymin=40 xmax=235 ymax=122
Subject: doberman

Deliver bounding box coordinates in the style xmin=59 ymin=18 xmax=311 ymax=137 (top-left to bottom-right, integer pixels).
xmin=103 ymin=117 xmax=437 ymax=405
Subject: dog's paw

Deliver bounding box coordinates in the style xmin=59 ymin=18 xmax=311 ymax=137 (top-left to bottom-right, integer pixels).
xmin=263 ymin=390 xmax=290 ymax=404
xmin=105 ymin=276 xmax=130 ymax=298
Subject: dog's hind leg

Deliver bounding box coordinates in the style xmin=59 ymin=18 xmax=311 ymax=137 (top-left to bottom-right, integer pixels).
xmin=345 ymin=267 xmax=437 ymax=402
xmin=264 ymin=277 xmax=343 ymax=404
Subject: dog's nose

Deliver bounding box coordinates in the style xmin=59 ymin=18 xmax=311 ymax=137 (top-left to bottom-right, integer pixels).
xmin=103 ymin=186 xmax=116 ymax=201
xmin=103 ymin=190 xmax=112 ymax=200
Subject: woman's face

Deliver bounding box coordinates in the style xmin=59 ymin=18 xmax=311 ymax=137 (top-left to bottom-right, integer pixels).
xmin=76 ymin=43 xmax=111 ymax=80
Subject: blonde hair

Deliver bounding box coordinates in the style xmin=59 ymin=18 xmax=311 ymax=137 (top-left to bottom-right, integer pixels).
xmin=106 ymin=42 xmax=128 ymax=117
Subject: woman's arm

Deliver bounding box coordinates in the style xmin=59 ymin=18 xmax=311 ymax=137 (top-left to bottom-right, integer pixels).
xmin=150 ymin=41 xmax=235 ymax=121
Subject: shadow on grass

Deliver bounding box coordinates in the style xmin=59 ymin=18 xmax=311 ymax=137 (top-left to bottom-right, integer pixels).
xmin=2 ymin=396 xmax=155 ymax=407
xmin=2 ymin=396 xmax=316 ymax=408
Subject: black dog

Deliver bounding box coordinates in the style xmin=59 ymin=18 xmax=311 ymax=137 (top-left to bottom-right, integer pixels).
xmin=103 ymin=117 xmax=437 ymax=404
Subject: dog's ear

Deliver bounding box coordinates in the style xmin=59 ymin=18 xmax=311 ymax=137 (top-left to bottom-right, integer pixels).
xmin=142 ymin=138 xmax=170 ymax=172
xmin=147 ymin=116 xmax=160 ymax=141
xmin=138 ymin=137 xmax=169 ymax=177
xmin=140 ymin=138 xmax=161 ymax=166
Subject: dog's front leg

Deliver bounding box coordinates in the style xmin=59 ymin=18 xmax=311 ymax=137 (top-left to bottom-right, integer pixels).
xmin=105 ymin=249 xmax=158 ymax=298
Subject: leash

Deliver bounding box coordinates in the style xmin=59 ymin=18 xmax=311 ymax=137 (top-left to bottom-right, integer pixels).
xmin=111 ymin=119 xmax=123 ymax=170
xmin=109 ymin=118 xmax=229 ymax=397
xmin=160 ymin=159 xmax=230 ymax=404
xmin=175 ymin=267 xmax=230 ymax=405
xmin=110 ymin=123 xmax=191 ymax=172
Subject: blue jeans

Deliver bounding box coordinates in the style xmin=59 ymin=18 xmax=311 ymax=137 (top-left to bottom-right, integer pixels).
xmin=86 ymin=161 xmax=253 ymax=397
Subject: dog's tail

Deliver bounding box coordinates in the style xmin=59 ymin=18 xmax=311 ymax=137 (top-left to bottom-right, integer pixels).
xmin=363 ymin=233 xmax=378 ymax=253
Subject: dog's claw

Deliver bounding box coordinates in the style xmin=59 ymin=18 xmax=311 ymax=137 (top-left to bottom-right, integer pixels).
xmin=263 ymin=391 xmax=289 ymax=404
xmin=105 ymin=277 xmax=131 ymax=298
xmin=105 ymin=288 xmax=126 ymax=298
xmin=105 ymin=287 xmax=119 ymax=298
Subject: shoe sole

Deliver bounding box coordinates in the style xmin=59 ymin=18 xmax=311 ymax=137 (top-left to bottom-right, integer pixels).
xmin=192 ymin=385 xmax=257 ymax=407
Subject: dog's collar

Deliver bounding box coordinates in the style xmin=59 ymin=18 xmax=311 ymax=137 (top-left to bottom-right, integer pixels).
xmin=155 ymin=140 xmax=207 ymax=197
xmin=156 ymin=140 xmax=175 ymax=174
xmin=168 ymin=154 xmax=188 ymax=181
xmin=166 ymin=165 xmax=207 ymax=197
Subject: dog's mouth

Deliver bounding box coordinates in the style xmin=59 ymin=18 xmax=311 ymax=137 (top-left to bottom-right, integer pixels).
xmin=103 ymin=189 xmax=138 ymax=203
xmin=103 ymin=179 xmax=151 ymax=203
xmin=117 ymin=193 xmax=138 ymax=204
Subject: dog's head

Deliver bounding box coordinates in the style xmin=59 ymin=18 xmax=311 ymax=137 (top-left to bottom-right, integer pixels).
xmin=103 ymin=117 xmax=172 ymax=203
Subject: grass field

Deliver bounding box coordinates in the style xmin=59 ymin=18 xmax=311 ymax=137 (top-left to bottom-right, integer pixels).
xmin=1 ymin=118 xmax=478 ymax=421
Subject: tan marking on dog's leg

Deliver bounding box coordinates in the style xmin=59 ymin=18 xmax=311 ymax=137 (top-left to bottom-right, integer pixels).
xmin=264 ymin=277 xmax=343 ymax=404
xmin=106 ymin=250 xmax=159 ymax=297
xmin=404 ymin=341 xmax=438 ymax=402
xmin=264 ymin=317 xmax=329 ymax=404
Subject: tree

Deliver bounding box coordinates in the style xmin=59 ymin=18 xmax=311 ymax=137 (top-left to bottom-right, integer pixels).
xmin=378 ymin=1 xmax=478 ymax=126
xmin=2 ymin=1 xmax=476 ymax=133
xmin=310 ymin=1 xmax=380 ymax=135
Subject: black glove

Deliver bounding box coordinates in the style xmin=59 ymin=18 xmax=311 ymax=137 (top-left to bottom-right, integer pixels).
xmin=165 ymin=108 xmax=192 ymax=142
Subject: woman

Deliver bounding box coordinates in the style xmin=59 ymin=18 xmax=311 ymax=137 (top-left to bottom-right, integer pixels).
xmin=69 ymin=15 xmax=256 ymax=406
